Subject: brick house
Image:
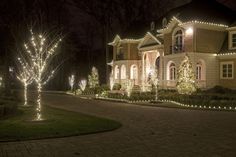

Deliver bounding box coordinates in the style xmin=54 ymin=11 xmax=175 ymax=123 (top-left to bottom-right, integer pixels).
xmin=108 ymin=0 xmax=236 ymax=91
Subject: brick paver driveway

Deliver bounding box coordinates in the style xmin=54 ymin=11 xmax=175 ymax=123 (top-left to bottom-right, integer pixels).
xmin=1 ymin=93 xmax=236 ymax=157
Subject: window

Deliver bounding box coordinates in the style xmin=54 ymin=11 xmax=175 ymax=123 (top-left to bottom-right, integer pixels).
xmin=169 ymin=63 xmax=176 ymax=80
xmin=232 ymin=33 xmax=236 ymax=48
xmin=130 ymin=64 xmax=138 ymax=79
xmin=196 ymin=62 xmax=202 ymax=80
xmin=220 ymin=62 xmax=234 ymax=79
xmin=173 ymin=30 xmax=183 ymax=52
xmin=114 ymin=65 xmax=119 ymax=79
xmin=120 ymin=65 xmax=126 ymax=79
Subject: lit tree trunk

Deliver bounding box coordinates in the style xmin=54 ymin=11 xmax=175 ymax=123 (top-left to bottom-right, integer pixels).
xmin=36 ymin=82 xmax=42 ymax=120
xmin=155 ymin=86 xmax=158 ymax=101
xmin=24 ymin=82 xmax=28 ymax=106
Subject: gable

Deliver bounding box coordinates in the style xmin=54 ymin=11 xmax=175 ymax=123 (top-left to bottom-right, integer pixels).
xmin=138 ymin=32 xmax=162 ymax=50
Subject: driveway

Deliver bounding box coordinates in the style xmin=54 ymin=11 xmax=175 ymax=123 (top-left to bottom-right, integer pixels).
xmin=1 ymin=93 xmax=236 ymax=157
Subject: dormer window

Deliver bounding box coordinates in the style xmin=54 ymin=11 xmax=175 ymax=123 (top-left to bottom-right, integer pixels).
xmin=172 ymin=29 xmax=184 ymax=53
xmin=229 ymin=31 xmax=236 ymax=49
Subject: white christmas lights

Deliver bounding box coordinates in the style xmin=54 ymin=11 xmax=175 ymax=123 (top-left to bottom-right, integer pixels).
xmin=69 ymin=74 xmax=75 ymax=91
xmin=16 ymin=57 xmax=34 ymax=106
xmin=79 ymin=79 xmax=87 ymax=91
xmin=22 ymin=29 xmax=62 ymax=121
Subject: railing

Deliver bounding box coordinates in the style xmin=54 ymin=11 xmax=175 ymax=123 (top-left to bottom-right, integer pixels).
xmin=170 ymin=45 xmax=185 ymax=54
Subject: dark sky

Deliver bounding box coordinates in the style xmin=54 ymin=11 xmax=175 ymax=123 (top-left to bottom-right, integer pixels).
xmin=0 ymin=0 xmax=235 ymax=89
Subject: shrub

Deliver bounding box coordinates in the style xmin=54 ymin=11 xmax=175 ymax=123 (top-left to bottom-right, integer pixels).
xmin=113 ymin=83 xmax=121 ymax=90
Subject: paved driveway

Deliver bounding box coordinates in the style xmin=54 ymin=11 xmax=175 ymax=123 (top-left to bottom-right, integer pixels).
xmin=1 ymin=93 xmax=236 ymax=157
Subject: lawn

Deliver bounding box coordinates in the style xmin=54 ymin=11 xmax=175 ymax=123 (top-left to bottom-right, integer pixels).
xmin=0 ymin=105 xmax=121 ymax=142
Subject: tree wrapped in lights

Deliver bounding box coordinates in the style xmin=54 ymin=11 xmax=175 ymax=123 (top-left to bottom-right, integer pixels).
xmin=109 ymin=73 xmax=114 ymax=91
xmin=16 ymin=57 xmax=34 ymax=106
xmin=23 ymin=29 xmax=62 ymax=120
xmin=126 ymin=80 xmax=134 ymax=97
xmin=150 ymin=69 xmax=159 ymax=101
xmin=176 ymin=54 xmax=196 ymax=95
xmin=79 ymin=79 xmax=87 ymax=91
xmin=69 ymin=74 xmax=75 ymax=91
xmin=88 ymin=67 xmax=99 ymax=88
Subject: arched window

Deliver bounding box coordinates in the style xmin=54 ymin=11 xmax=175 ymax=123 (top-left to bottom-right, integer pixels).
xmin=196 ymin=62 xmax=202 ymax=80
xmin=130 ymin=64 xmax=138 ymax=79
xmin=155 ymin=56 xmax=160 ymax=69
xmin=174 ymin=30 xmax=183 ymax=52
xmin=169 ymin=63 xmax=176 ymax=80
xmin=114 ymin=65 xmax=119 ymax=79
xmin=120 ymin=65 xmax=126 ymax=79
xmin=196 ymin=60 xmax=206 ymax=80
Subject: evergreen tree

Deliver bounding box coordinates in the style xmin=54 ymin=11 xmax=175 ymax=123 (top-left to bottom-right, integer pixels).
xmin=88 ymin=67 xmax=99 ymax=88
xmin=176 ymin=54 xmax=196 ymax=95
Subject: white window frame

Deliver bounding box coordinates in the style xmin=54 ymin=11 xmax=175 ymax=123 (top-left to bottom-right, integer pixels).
xmin=196 ymin=63 xmax=202 ymax=80
xmin=220 ymin=61 xmax=234 ymax=79
xmin=130 ymin=64 xmax=138 ymax=79
xmin=172 ymin=28 xmax=184 ymax=53
xmin=120 ymin=65 xmax=126 ymax=79
xmin=114 ymin=65 xmax=120 ymax=79
xmin=169 ymin=63 xmax=176 ymax=81
xmin=229 ymin=31 xmax=236 ymax=50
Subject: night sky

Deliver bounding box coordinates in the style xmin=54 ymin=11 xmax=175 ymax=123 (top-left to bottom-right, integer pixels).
xmin=0 ymin=0 xmax=235 ymax=90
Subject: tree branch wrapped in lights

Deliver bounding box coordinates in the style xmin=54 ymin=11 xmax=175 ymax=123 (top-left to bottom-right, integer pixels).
xmin=20 ymin=29 xmax=62 ymax=121
xmin=16 ymin=57 xmax=34 ymax=106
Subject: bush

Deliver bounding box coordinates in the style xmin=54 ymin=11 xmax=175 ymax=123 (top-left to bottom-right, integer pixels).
xmin=113 ymin=83 xmax=121 ymax=90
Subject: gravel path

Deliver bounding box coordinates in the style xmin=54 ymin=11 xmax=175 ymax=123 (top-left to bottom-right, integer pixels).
xmin=1 ymin=93 xmax=236 ymax=157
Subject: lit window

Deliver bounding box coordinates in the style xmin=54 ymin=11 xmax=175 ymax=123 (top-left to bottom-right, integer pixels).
xmin=114 ymin=65 xmax=119 ymax=79
xmin=169 ymin=63 xmax=176 ymax=80
xmin=232 ymin=34 xmax=236 ymax=48
xmin=130 ymin=65 xmax=138 ymax=79
xmin=220 ymin=62 xmax=234 ymax=79
xmin=120 ymin=65 xmax=126 ymax=79
xmin=196 ymin=62 xmax=202 ymax=80
xmin=173 ymin=30 xmax=183 ymax=53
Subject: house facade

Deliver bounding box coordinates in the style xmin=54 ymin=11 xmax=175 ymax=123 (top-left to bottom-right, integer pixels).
xmin=108 ymin=0 xmax=236 ymax=91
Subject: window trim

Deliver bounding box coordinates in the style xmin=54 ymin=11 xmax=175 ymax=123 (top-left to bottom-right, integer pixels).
xmin=229 ymin=31 xmax=236 ymax=50
xmin=220 ymin=61 xmax=234 ymax=79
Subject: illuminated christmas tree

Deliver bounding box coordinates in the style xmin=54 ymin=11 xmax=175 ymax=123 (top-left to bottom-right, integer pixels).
xmin=150 ymin=68 xmax=159 ymax=100
xmin=176 ymin=54 xmax=196 ymax=95
xmin=23 ymin=29 xmax=62 ymax=120
xmin=88 ymin=67 xmax=99 ymax=88
xmin=79 ymin=79 xmax=87 ymax=91
xmin=69 ymin=74 xmax=75 ymax=91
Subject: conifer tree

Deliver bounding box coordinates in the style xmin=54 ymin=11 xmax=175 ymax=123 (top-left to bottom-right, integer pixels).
xmin=176 ymin=54 xmax=196 ymax=95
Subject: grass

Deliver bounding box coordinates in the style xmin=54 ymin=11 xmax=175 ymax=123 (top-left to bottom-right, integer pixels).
xmin=0 ymin=105 xmax=121 ymax=142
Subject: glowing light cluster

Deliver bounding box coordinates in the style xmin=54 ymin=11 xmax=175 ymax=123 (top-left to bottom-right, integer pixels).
xmin=79 ymin=79 xmax=87 ymax=91
xmin=176 ymin=54 xmax=197 ymax=95
xmin=126 ymin=80 xmax=134 ymax=97
xmin=109 ymin=73 xmax=114 ymax=91
xmin=150 ymin=69 xmax=159 ymax=100
xmin=88 ymin=67 xmax=99 ymax=88
xmin=21 ymin=29 xmax=62 ymax=121
xmin=69 ymin=74 xmax=75 ymax=91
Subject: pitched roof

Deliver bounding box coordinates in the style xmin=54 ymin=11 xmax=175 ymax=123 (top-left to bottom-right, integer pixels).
xmin=156 ymin=0 xmax=236 ymax=29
